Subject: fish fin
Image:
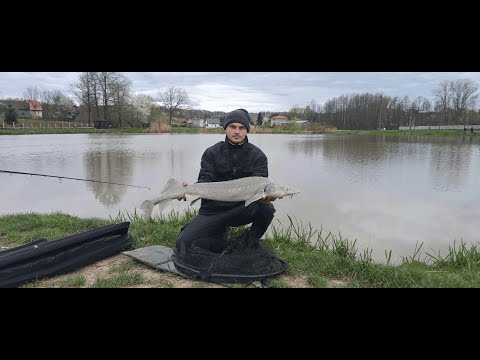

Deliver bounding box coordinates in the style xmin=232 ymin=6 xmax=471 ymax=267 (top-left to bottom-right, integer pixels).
xmin=162 ymin=178 xmax=182 ymax=192
xmin=154 ymin=199 xmax=171 ymax=217
xmin=244 ymin=192 xmax=265 ymax=207
xmin=190 ymin=197 xmax=201 ymax=206
xmin=141 ymin=198 xmax=171 ymax=220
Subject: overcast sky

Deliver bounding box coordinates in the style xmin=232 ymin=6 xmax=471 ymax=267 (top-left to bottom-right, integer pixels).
xmin=1 ymin=72 xmax=479 ymax=113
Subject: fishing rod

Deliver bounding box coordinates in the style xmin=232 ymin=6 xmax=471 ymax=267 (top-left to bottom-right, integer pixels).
xmin=0 ymin=169 xmax=151 ymax=190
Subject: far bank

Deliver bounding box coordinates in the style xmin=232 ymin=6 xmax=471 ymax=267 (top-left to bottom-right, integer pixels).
xmin=1 ymin=124 xmax=478 ymax=137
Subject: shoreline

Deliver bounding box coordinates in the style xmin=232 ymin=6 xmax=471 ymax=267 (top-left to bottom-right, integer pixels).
xmin=1 ymin=127 xmax=477 ymax=137
xmin=1 ymin=211 xmax=479 ymax=288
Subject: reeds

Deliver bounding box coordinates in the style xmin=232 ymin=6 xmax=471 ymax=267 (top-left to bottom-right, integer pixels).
xmin=270 ymin=214 xmax=363 ymax=262
xmin=147 ymin=122 xmax=171 ymax=133
xmin=426 ymin=240 xmax=480 ymax=271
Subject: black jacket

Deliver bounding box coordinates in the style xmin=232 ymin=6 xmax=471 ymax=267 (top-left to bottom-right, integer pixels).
xmin=197 ymin=136 xmax=268 ymax=214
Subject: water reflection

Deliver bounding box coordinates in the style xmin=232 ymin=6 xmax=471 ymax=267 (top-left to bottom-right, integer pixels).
xmin=288 ymin=135 xmax=390 ymax=188
xmin=83 ymin=135 xmax=134 ymax=207
xmin=429 ymin=137 xmax=473 ymax=192
xmin=288 ymin=135 xmax=476 ymax=192
xmin=321 ymin=136 xmax=388 ymax=165
xmin=288 ymin=135 xmax=325 ymax=157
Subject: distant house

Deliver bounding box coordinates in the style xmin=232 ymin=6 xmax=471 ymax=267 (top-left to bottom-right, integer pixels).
xmin=0 ymin=99 xmax=43 ymax=118
xmin=271 ymin=115 xmax=288 ymax=126
xmin=188 ymin=118 xmax=206 ymax=128
xmin=205 ymin=117 xmax=221 ymax=128
xmin=296 ymin=120 xmax=310 ymax=126
xmin=28 ymin=100 xmax=42 ymax=118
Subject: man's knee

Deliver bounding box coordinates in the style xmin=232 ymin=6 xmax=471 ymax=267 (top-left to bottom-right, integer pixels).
xmin=175 ymin=224 xmax=191 ymax=251
xmin=175 ymin=218 xmax=200 ymax=251
xmin=175 ymin=214 xmax=227 ymax=252
xmin=257 ymin=202 xmax=276 ymax=221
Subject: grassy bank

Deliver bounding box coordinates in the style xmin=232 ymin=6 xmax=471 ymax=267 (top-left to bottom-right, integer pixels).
xmin=0 ymin=126 xmax=319 ymax=136
xmin=336 ymin=129 xmax=478 ymax=137
xmin=1 ymin=211 xmax=479 ymax=288
xmin=2 ymin=126 xmax=478 ymax=137
xmin=0 ymin=127 xmax=231 ymax=135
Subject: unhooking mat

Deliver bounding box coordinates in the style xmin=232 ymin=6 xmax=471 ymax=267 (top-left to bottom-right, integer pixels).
xmin=122 ymin=245 xmax=286 ymax=287
xmin=123 ymin=246 xmax=180 ymax=275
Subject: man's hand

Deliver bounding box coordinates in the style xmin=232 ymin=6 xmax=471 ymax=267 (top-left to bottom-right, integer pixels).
xmin=258 ymin=196 xmax=277 ymax=203
xmin=177 ymin=181 xmax=188 ymax=201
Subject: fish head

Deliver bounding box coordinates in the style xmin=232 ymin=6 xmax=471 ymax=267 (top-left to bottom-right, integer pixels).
xmin=265 ymin=182 xmax=300 ymax=198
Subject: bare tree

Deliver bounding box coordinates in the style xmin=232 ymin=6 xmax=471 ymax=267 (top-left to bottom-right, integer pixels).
xmin=23 ymin=86 xmax=40 ymax=101
xmin=94 ymin=72 xmax=116 ymax=122
xmin=304 ymin=99 xmax=318 ymax=121
xmin=449 ymin=79 xmax=479 ymax=125
xmin=411 ymin=96 xmax=424 ymax=129
xmin=421 ymin=97 xmax=432 ymax=126
xmin=110 ymin=73 xmax=132 ymax=128
xmin=71 ymin=72 xmax=96 ymax=126
xmin=433 ymin=80 xmax=451 ymax=125
xmin=289 ymin=104 xmax=302 ymax=120
xmin=39 ymin=89 xmax=63 ymax=119
xmin=158 ymin=87 xmax=190 ymax=125
xmin=387 ymin=97 xmax=403 ymax=130
xmin=90 ymin=73 xmax=103 ymax=119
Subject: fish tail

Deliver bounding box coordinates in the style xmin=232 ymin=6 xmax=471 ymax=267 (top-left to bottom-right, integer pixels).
xmin=141 ymin=178 xmax=185 ymax=220
xmin=140 ymin=199 xmax=155 ymax=220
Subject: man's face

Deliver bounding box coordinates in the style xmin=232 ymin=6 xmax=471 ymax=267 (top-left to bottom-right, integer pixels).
xmin=225 ymin=122 xmax=248 ymax=144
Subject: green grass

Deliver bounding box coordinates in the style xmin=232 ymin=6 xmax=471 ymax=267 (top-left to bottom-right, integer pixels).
xmin=1 ymin=125 xmax=477 ymax=137
xmin=307 ymin=274 xmax=329 ymax=288
xmin=336 ymin=129 xmax=478 ymax=137
xmin=171 ymin=127 xmax=224 ymax=134
xmin=2 ymin=211 xmax=480 ymax=287
xmin=56 ymin=275 xmax=87 ymax=287
xmin=23 ymin=275 xmax=87 ymax=288
xmin=426 ymin=240 xmax=480 ymax=272
xmin=92 ymin=272 xmax=146 ymax=288
xmin=268 ymin=279 xmax=292 ymax=288
xmin=0 ymin=212 xmax=111 ymax=245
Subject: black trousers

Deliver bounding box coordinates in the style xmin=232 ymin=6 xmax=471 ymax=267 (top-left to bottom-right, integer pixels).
xmin=175 ymin=202 xmax=276 ymax=253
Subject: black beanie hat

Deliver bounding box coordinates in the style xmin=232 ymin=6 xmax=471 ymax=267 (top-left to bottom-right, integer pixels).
xmin=223 ymin=109 xmax=251 ymax=132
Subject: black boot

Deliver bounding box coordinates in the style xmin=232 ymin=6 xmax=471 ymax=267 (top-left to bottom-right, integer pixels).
xmin=246 ymin=232 xmax=260 ymax=249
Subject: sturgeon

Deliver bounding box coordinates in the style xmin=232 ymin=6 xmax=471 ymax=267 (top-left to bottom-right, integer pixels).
xmin=140 ymin=177 xmax=300 ymax=220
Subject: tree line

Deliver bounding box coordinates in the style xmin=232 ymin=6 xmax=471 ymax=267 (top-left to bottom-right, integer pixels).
xmin=71 ymin=73 xmax=195 ymax=127
xmin=282 ymin=79 xmax=479 ymax=130
xmin=2 ymin=74 xmax=479 ymax=130
xmin=1 ymin=72 xmax=193 ymax=128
